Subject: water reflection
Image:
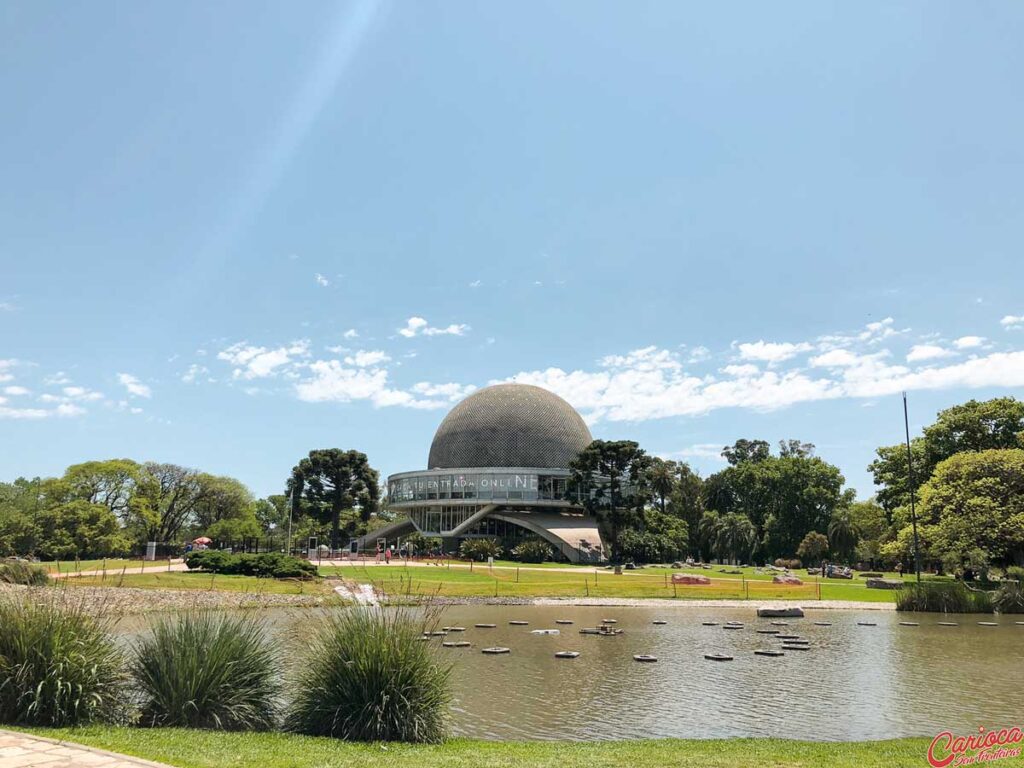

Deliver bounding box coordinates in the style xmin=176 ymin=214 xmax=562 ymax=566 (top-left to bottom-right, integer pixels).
xmin=113 ymin=605 xmax=1024 ymax=741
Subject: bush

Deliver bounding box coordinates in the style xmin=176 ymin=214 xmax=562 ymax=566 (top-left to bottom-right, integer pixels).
xmin=511 ymin=538 xmax=553 ymax=563
xmin=994 ymin=582 xmax=1024 ymax=614
xmin=132 ymin=612 xmax=279 ymax=730
xmin=896 ymin=581 xmax=994 ymax=613
xmin=773 ymin=558 xmax=802 ymax=570
xmin=185 ymin=551 xmax=317 ymax=580
xmin=459 ymin=538 xmax=501 ymax=562
xmin=0 ymin=559 xmax=49 ymax=586
xmin=1004 ymin=565 xmax=1024 ymax=583
xmin=286 ymin=607 xmax=452 ymax=742
xmin=0 ymin=593 xmax=128 ymax=726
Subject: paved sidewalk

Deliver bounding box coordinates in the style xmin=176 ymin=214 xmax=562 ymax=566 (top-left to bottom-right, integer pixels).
xmin=0 ymin=730 xmax=176 ymax=768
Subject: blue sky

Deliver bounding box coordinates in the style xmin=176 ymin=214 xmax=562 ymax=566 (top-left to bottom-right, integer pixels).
xmin=2 ymin=1 xmax=1023 ymax=499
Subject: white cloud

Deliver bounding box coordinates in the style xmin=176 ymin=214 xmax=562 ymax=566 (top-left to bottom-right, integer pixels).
xmin=117 ymin=373 xmax=152 ymax=398
xmin=0 ymin=302 xmax=15 ymax=312
xmin=3 ymin=386 xmax=29 ymax=396
xmin=218 ymin=340 xmax=310 ymax=379
xmin=736 ymin=340 xmax=813 ymax=364
xmin=295 ymin=361 xmax=453 ymax=410
xmin=43 ymin=371 xmax=71 ymax=386
xmin=343 ymin=329 xmax=359 ymax=339
xmin=469 ymin=280 xmax=482 ymax=288
xmin=398 ymin=317 xmax=469 ymax=338
xmin=314 ymin=273 xmax=329 ymax=287
xmin=343 ymin=350 xmax=391 ymax=367
xmin=181 ymin=364 xmax=209 ymax=384
xmin=663 ymin=444 xmax=727 ymax=462
xmin=62 ymin=386 xmax=103 ymax=402
xmin=720 ymin=364 xmax=759 ymax=378
xmin=0 ymin=404 xmax=48 ymax=420
xmin=55 ymin=403 xmax=86 ymax=417
xmin=1001 ymin=315 xmax=1024 ymax=330
xmin=686 ymin=346 xmax=711 ymax=364
xmin=953 ymin=336 xmax=986 ymax=350
xmin=810 ymin=349 xmax=865 ymax=368
xmin=410 ymin=382 xmax=476 ymax=401
xmin=906 ymin=344 xmax=955 ymax=363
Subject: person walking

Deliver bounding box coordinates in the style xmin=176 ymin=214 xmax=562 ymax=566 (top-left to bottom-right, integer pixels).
xmin=384 ymin=546 xmax=391 ymax=565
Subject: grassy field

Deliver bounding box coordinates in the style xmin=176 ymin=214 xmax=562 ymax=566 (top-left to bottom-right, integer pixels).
xmin=17 ymin=727 xmax=948 ymax=768
xmin=61 ymin=571 xmax=330 ymax=595
xmin=320 ymin=563 xmax=899 ymax=603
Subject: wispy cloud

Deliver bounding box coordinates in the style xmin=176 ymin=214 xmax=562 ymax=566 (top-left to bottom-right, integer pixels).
xmin=1001 ymin=314 xmax=1024 ymax=330
xmin=314 ymin=273 xmax=329 ymax=287
xmin=117 ymin=373 xmax=152 ymax=398
xmin=398 ymin=317 xmax=469 ymax=338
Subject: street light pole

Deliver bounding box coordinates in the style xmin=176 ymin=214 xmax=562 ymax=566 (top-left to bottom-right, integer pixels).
xmin=287 ymin=486 xmax=295 ymax=557
xmin=903 ymin=392 xmax=922 ymax=583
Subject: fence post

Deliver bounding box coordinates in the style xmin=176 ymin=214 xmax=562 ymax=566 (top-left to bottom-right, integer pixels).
xmin=516 ymin=567 xmax=520 ymax=583
xmin=585 ymin=578 xmax=589 ymax=596
xmin=673 ymin=582 xmax=677 ymax=598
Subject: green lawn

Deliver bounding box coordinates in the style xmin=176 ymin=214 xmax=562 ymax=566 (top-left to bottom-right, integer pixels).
xmin=320 ymin=563 xmax=897 ymax=603
xmin=17 ymin=727 xmax=949 ymax=768
xmin=62 ymin=571 xmax=330 ymax=595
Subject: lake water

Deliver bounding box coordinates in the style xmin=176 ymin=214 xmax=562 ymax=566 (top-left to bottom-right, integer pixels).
xmin=116 ymin=604 xmax=1024 ymax=742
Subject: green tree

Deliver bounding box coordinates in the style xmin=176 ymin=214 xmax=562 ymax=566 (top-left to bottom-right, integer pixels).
xmin=797 ymin=530 xmax=829 ymax=562
xmin=0 ymin=478 xmax=44 ymax=556
xmin=715 ymin=512 xmax=756 ymax=564
xmin=923 ymin=449 xmax=1024 ymax=569
xmin=129 ymin=463 xmax=207 ymax=544
xmin=848 ymin=499 xmax=887 ymax=565
xmin=287 ymin=449 xmax=379 ymax=551
xmin=827 ymin=509 xmax=860 ymax=563
xmin=647 ymin=458 xmax=677 ymax=516
xmin=722 ymin=439 xmax=771 ymax=466
xmin=672 ymin=463 xmax=705 ymax=557
xmin=568 ymin=440 xmax=652 ymax=563
xmin=869 ymin=397 xmax=1024 ymax=516
xmin=60 ymin=459 xmax=141 ymax=523
xmin=34 ymin=499 xmax=129 ymax=559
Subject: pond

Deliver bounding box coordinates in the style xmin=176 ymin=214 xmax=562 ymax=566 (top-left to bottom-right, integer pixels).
xmin=115 ymin=604 xmax=1024 ymax=742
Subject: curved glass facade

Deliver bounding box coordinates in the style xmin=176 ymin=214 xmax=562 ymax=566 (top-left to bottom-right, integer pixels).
xmin=388 ymin=469 xmax=576 ymax=507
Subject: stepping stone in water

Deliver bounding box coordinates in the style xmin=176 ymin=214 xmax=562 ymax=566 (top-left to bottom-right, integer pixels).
xmin=555 ymin=620 xmax=574 ymax=625
xmin=633 ymin=654 xmax=658 ymax=663
xmin=531 ymin=629 xmax=560 ymax=635
xmin=723 ymin=625 xmax=744 ymax=630
xmin=770 ymin=622 xmax=789 ymax=626
xmin=755 ymin=650 xmax=785 ymax=657
xmin=442 ymin=641 xmax=471 ymax=648
xmin=601 ymin=619 xmax=618 ymax=624
xmin=429 ymin=630 xmax=447 ymax=636
xmin=978 ymin=622 xmax=999 ymax=627
xmin=857 ymin=622 xmax=877 ymax=626
xmin=705 ymin=654 xmax=733 ymax=661
xmin=482 ymin=647 xmax=511 ymax=654
xmin=555 ymin=651 xmax=580 ymax=659
xmin=776 ymin=634 xmax=801 ymax=640
xmin=899 ymin=622 xmax=919 ymax=627
xmin=813 ymin=622 xmax=831 ymax=626
xmin=938 ymin=622 xmax=958 ymax=626
xmin=781 ymin=644 xmax=810 ymax=651
xmin=1016 ymin=622 xmax=1024 ymax=626
xmin=416 ymin=636 xmax=432 ymax=642
xmin=509 ymin=621 xmax=529 ymax=626
xmin=443 ymin=627 xmax=466 ymax=632
xmin=475 ymin=623 xmax=496 ymax=628
xmin=702 ymin=621 xmax=719 ymax=626
xmin=756 ymin=629 xmax=780 ymax=634
xmin=652 ymin=620 xmax=667 ymax=625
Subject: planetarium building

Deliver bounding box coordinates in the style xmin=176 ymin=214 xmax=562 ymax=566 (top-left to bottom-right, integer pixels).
xmin=373 ymin=383 xmax=605 ymax=563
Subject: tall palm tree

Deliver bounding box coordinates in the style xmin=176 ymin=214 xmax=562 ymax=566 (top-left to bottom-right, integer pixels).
xmin=699 ymin=511 xmax=722 ymax=562
xmin=716 ymin=513 xmax=757 ymax=565
xmin=648 ymin=459 xmax=677 ymax=516
xmin=828 ymin=510 xmax=860 ymax=564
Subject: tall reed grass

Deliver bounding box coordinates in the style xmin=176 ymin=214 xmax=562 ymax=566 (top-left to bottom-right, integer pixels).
xmin=285 ymin=606 xmax=452 ymax=742
xmin=131 ymin=611 xmax=280 ymax=730
xmin=0 ymin=592 xmax=127 ymax=726
xmin=896 ymin=581 xmax=994 ymax=613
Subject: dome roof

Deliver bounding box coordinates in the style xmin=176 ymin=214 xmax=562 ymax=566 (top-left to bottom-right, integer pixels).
xmin=428 ymin=383 xmax=593 ymax=469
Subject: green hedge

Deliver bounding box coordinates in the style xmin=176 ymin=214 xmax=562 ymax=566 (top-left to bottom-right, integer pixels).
xmin=184 ymin=551 xmax=317 ymax=580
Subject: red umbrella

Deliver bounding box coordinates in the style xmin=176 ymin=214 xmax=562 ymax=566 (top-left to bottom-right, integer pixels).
xmin=193 ymin=537 xmax=212 ymax=545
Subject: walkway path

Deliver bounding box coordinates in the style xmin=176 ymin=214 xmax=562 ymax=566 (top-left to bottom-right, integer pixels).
xmin=0 ymin=730 xmax=175 ymax=768
xmin=51 ymin=562 xmax=189 ymax=580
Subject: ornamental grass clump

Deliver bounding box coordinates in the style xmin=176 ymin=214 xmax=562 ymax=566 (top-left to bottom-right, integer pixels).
xmin=994 ymin=582 xmax=1024 ymax=614
xmin=896 ymin=581 xmax=994 ymax=613
xmin=132 ymin=611 xmax=279 ymax=730
xmin=0 ymin=560 xmax=49 ymax=585
xmin=0 ymin=593 xmax=127 ymax=726
xmin=286 ymin=607 xmax=452 ymax=742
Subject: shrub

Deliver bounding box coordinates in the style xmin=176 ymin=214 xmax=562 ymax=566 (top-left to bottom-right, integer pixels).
xmin=0 ymin=593 xmax=127 ymax=726
xmin=286 ymin=607 xmax=452 ymax=742
xmin=994 ymin=582 xmax=1024 ymax=614
xmin=0 ymin=560 xmax=49 ymax=586
xmin=773 ymin=558 xmax=802 ymax=569
xmin=511 ymin=538 xmax=553 ymax=564
xmin=132 ymin=612 xmax=279 ymax=730
xmin=1004 ymin=565 xmax=1024 ymax=584
xmin=896 ymin=581 xmax=994 ymax=613
xmin=185 ymin=551 xmax=316 ymax=580
xmin=459 ymin=538 xmax=501 ymax=562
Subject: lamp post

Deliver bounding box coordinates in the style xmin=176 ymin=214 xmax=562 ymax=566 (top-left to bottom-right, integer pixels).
xmin=287 ymin=486 xmax=296 ymax=557
xmin=903 ymin=392 xmax=922 ymax=583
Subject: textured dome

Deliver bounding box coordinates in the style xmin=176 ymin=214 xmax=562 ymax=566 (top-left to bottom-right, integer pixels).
xmin=428 ymin=384 xmax=593 ymax=469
